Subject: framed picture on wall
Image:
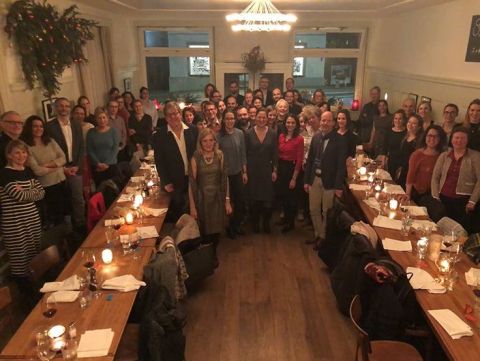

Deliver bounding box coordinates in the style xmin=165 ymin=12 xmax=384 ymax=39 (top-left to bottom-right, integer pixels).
xmin=188 ymin=43 xmax=210 ymax=76
xmin=123 ymin=78 xmax=132 ymax=92
xmin=330 ymin=65 xmax=352 ymax=86
xmin=293 ymin=57 xmax=304 ymax=77
xmin=41 ymin=98 xmax=58 ymax=122
xmin=408 ymin=93 xmax=418 ymax=107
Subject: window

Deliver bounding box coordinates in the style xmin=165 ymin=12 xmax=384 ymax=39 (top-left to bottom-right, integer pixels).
xmin=139 ymin=28 xmax=213 ymax=103
xmin=292 ymin=29 xmax=366 ymax=107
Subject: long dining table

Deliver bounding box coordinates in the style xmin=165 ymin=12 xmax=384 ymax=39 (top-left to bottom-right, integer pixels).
xmin=1 ymin=168 xmax=170 ymax=360
xmin=345 ymin=166 xmax=480 ymax=361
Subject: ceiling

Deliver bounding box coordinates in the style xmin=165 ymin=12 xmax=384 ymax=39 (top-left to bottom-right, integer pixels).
xmin=80 ymin=0 xmax=453 ymax=14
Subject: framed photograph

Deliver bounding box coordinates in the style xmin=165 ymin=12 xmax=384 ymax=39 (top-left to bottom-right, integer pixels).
xmin=123 ymin=78 xmax=132 ymax=92
xmin=42 ymin=98 xmax=58 ymax=122
xmin=331 ymin=64 xmax=352 ymax=86
xmin=408 ymin=93 xmax=419 ymax=107
xmin=421 ymin=96 xmax=431 ymax=103
xmin=188 ymin=56 xmax=210 ymax=76
xmin=465 ymin=15 xmax=480 ymax=62
xmin=293 ymin=57 xmax=304 ymax=77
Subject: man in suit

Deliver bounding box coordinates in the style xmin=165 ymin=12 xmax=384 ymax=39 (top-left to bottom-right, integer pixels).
xmin=46 ymin=97 xmax=85 ymax=230
xmin=153 ymin=101 xmax=197 ymax=222
xmin=304 ymin=111 xmax=347 ymax=246
xmin=258 ymin=76 xmax=274 ymax=106
xmin=224 ymin=80 xmax=244 ymax=106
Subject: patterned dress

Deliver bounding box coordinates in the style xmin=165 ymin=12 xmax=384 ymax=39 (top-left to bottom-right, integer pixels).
xmin=190 ymin=150 xmax=227 ymax=235
xmin=0 ymin=167 xmax=44 ymax=276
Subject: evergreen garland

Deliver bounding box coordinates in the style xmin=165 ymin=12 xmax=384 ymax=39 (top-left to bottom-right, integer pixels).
xmin=242 ymin=46 xmax=266 ymax=73
xmin=4 ymin=0 xmax=97 ymax=97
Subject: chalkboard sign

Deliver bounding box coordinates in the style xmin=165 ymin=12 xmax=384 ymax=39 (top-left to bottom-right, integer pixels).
xmin=465 ymin=15 xmax=480 ymax=62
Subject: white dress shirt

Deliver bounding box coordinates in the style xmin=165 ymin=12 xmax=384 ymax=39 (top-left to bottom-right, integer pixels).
xmin=167 ymin=122 xmax=189 ymax=175
xmin=59 ymin=119 xmax=73 ymax=162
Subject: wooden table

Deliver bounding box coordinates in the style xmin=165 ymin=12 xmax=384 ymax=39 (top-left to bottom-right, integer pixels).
xmin=346 ymin=176 xmax=480 ymax=361
xmin=1 ymin=170 xmax=169 ymax=360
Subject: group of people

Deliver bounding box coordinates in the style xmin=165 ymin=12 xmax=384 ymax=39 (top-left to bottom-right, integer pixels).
xmin=0 ymin=87 xmax=159 ymax=295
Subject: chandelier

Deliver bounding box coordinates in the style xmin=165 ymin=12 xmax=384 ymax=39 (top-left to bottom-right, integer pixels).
xmin=226 ymin=0 xmax=297 ymax=32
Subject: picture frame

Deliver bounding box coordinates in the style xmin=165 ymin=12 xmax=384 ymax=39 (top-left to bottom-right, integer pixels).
xmin=420 ymin=96 xmax=432 ymax=103
xmin=188 ymin=56 xmax=210 ymax=76
xmin=123 ymin=78 xmax=132 ymax=92
xmin=41 ymin=98 xmax=58 ymax=122
xmin=293 ymin=57 xmax=304 ymax=77
xmin=330 ymin=64 xmax=353 ymax=86
xmin=408 ymin=93 xmax=419 ymax=107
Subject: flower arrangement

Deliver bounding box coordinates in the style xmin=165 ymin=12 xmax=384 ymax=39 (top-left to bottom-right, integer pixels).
xmin=241 ymin=46 xmax=266 ymax=73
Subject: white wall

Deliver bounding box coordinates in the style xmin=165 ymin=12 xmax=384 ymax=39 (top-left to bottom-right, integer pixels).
xmin=366 ymin=0 xmax=480 ymax=121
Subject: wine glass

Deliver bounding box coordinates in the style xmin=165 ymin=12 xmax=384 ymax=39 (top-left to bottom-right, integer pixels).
xmin=82 ymin=250 xmax=96 ymax=269
xmin=129 ymin=233 xmax=140 ymax=260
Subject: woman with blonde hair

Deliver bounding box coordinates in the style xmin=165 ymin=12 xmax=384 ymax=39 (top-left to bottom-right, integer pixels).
xmin=417 ymin=101 xmax=433 ymax=130
xmin=189 ymin=128 xmax=231 ymax=254
xmin=463 ymin=98 xmax=480 ymax=151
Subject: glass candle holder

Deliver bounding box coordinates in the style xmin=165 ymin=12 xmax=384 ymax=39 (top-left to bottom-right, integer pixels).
xmin=416 ymin=237 xmax=428 ymax=260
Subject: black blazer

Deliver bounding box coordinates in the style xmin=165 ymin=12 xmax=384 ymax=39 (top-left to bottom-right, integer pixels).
xmin=304 ymin=131 xmax=347 ymax=190
xmin=263 ymin=90 xmax=274 ymax=107
xmin=153 ymin=125 xmax=197 ymax=191
xmin=46 ymin=118 xmax=84 ymax=170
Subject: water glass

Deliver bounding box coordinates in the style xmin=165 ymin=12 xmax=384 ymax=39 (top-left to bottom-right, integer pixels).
xmin=105 ymin=227 xmax=116 ymax=244
xmin=61 ymin=339 xmax=78 ymax=360
xmin=401 ymin=215 xmax=411 ymax=237
xmin=36 ymin=332 xmax=55 ymax=360
xmin=416 ymin=239 xmax=428 ymax=260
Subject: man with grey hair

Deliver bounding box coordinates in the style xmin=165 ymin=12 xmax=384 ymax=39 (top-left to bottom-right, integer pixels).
xmin=304 ymin=110 xmax=347 ymax=247
xmin=0 ymin=111 xmax=24 ymax=168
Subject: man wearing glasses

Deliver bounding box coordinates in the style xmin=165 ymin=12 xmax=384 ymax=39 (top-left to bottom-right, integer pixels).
xmin=153 ymin=101 xmax=197 ymax=222
xmin=0 ymin=111 xmax=24 ymax=168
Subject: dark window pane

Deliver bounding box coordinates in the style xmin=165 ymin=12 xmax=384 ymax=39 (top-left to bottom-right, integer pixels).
xmin=295 ymin=32 xmax=361 ymax=49
xmin=144 ymin=30 xmax=210 ymax=48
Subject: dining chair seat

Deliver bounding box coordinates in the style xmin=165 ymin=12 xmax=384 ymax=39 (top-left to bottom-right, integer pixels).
xmin=369 ymin=340 xmax=423 ymax=361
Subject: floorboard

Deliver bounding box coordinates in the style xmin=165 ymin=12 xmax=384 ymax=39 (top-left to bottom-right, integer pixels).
xmin=184 ymin=222 xmax=357 ymax=361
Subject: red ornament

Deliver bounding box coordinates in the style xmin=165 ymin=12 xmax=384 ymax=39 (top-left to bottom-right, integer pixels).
xmin=351 ymin=99 xmax=360 ymax=111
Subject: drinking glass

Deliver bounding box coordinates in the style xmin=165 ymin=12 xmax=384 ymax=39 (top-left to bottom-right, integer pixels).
xmin=129 ymin=232 xmax=140 ymax=260
xmin=121 ymin=237 xmax=131 ymax=255
xmin=36 ymin=332 xmax=55 ymax=360
xmin=436 ymin=252 xmax=453 ymax=287
xmin=105 ymin=226 xmax=116 ymax=245
xmin=61 ymin=339 xmax=78 ymax=360
xmin=416 ymin=239 xmax=428 ymax=260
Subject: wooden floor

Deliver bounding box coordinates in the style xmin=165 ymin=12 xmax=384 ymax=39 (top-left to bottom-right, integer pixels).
xmin=184 ymin=221 xmax=357 ymax=361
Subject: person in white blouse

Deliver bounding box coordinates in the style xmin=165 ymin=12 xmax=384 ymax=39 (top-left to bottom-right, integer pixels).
xmin=139 ymin=86 xmax=159 ymax=128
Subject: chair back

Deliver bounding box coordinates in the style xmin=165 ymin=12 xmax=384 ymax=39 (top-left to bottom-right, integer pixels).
xmin=0 ymin=286 xmax=14 ymax=336
xmin=349 ymin=295 xmax=372 ymax=361
xmin=87 ymin=192 xmax=106 ymax=232
xmin=29 ymin=245 xmax=61 ymax=284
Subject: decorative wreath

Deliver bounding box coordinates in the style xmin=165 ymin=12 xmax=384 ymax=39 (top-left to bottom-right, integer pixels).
xmin=241 ymin=46 xmax=266 ymax=73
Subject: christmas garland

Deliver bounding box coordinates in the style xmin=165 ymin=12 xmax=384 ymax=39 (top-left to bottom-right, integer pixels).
xmin=4 ymin=0 xmax=97 ymax=97
xmin=242 ymin=46 xmax=266 ymax=73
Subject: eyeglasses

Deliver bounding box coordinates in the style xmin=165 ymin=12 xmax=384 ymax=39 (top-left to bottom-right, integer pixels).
xmin=3 ymin=120 xmax=23 ymax=127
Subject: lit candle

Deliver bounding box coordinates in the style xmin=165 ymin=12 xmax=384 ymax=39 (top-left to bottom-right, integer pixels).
xmin=48 ymin=325 xmax=66 ymax=351
xmin=367 ymin=174 xmax=375 ymax=183
xmin=125 ymin=212 xmax=134 ymax=225
xmin=102 ymin=249 xmax=113 ymax=264
xmin=374 ymin=184 xmax=382 ymax=192
xmin=358 ymin=166 xmax=367 ymax=176
xmin=133 ymin=193 xmax=144 ymax=209
xmin=439 ymin=259 xmax=451 ymax=274
xmin=147 ymin=180 xmax=154 ymax=188
xmin=389 ymin=199 xmax=399 ymax=210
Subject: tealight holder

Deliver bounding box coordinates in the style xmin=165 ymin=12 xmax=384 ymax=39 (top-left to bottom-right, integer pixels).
xmin=101 ymin=248 xmax=113 ymax=264
xmin=125 ymin=211 xmax=135 ymax=225
xmin=47 ymin=325 xmax=66 ymax=351
xmin=416 ymin=237 xmax=428 ymax=260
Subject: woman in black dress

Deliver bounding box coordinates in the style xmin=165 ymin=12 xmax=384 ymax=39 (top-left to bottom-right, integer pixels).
xmin=128 ymin=99 xmax=153 ymax=154
xmin=0 ymin=140 xmax=44 ymax=297
xmin=245 ymin=108 xmax=278 ymax=233
xmin=336 ymin=109 xmax=358 ymax=162
xmin=397 ymin=114 xmax=423 ymax=188
xmin=380 ymin=109 xmax=407 ymax=179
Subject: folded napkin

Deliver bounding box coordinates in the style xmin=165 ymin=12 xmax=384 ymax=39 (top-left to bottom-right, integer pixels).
xmin=373 ymin=215 xmax=402 ymax=230
xmin=47 ymin=290 xmax=80 ymax=303
xmin=142 ymin=207 xmax=168 ymax=217
xmin=131 ymin=176 xmax=145 ymax=183
xmin=102 ymin=274 xmax=146 ymax=292
xmin=382 ymin=238 xmax=412 ymax=252
xmin=411 ymin=220 xmax=437 ymax=231
xmin=137 ymin=225 xmax=159 ymax=239
xmin=382 ymin=184 xmax=406 ymax=194
xmin=78 ymin=328 xmax=115 ymax=358
xmin=407 ymin=267 xmax=446 ymax=293
xmin=363 ymin=197 xmax=380 ymax=211
xmin=40 ymin=275 xmax=80 ymax=293
xmin=375 ymin=169 xmax=392 ymax=181
xmin=465 ymin=268 xmax=480 ymax=286
xmin=349 ymin=183 xmax=371 ymax=191
xmin=428 ymin=309 xmax=473 ymax=339
xmin=116 ymin=194 xmax=132 ymax=203
xmin=403 ymin=206 xmax=428 ymax=217
xmin=104 ymin=218 xmax=125 ymax=227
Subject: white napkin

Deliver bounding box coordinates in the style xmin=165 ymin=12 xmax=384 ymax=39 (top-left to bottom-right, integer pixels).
xmin=104 ymin=218 xmax=125 ymax=227
xmin=382 ymin=238 xmax=412 ymax=252
xmin=142 ymin=207 xmax=168 ymax=217
xmin=102 ymin=274 xmax=146 ymax=292
xmin=137 ymin=225 xmax=159 ymax=239
xmin=77 ymin=328 xmax=115 ymax=358
xmin=40 ymin=275 xmax=80 ymax=293
xmin=373 ymin=215 xmax=402 ymax=230
xmin=411 ymin=220 xmax=437 ymax=231
xmin=403 ymin=206 xmax=428 ymax=217
xmin=363 ymin=197 xmax=380 ymax=211
xmin=130 ymin=176 xmax=145 ymax=183
xmin=407 ymin=267 xmax=446 ymax=293
xmin=375 ymin=169 xmax=392 ymax=181
xmin=428 ymin=309 xmax=473 ymax=339
xmin=47 ymin=290 xmax=80 ymax=303
xmin=116 ymin=194 xmax=132 ymax=203
xmin=465 ymin=268 xmax=480 ymax=286
xmin=382 ymin=184 xmax=406 ymax=194
xmin=349 ymin=183 xmax=371 ymax=191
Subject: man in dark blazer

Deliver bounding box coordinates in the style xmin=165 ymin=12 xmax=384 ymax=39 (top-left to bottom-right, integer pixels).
xmin=153 ymin=101 xmax=197 ymax=222
xmin=46 ymin=97 xmax=86 ymax=229
xmin=304 ymin=110 xmax=347 ymax=246
xmin=258 ymin=76 xmax=274 ymax=106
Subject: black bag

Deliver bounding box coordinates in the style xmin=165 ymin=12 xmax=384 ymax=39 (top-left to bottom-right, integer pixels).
xmin=182 ymin=243 xmax=216 ymax=290
xmin=464 ymin=233 xmax=480 ymax=264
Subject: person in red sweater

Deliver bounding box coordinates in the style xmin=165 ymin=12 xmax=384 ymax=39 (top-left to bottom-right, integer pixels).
xmin=277 ymin=114 xmax=304 ymax=232
xmin=406 ymin=124 xmax=447 ymax=203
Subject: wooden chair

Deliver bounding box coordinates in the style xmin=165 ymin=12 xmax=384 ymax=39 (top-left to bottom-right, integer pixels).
xmin=349 ymin=295 xmax=423 ymax=361
xmin=29 ymin=245 xmax=61 ymax=286
xmin=0 ymin=286 xmax=14 ymax=335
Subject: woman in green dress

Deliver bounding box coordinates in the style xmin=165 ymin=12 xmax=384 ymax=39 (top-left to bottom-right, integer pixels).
xmin=189 ymin=128 xmax=232 ymax=253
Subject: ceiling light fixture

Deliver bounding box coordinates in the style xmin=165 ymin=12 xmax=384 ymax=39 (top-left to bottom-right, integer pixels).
xmin=226 ymin=0 xmax=297 ymax=32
